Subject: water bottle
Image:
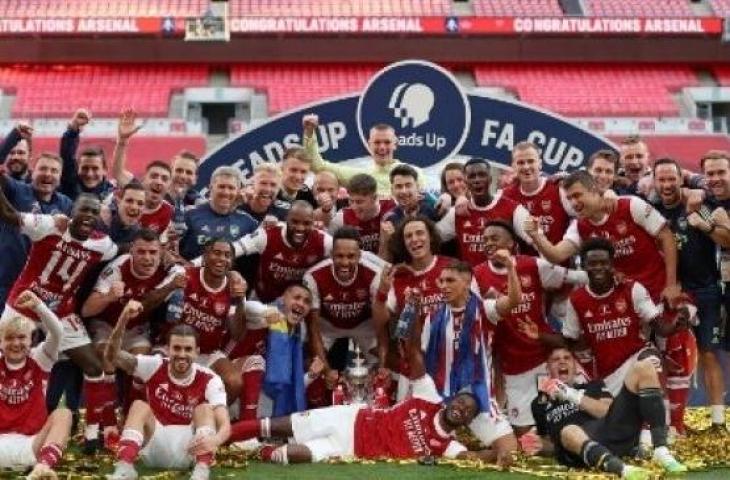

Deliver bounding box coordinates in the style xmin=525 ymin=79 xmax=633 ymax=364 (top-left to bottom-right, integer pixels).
xmin=172 ymin=196 xmax=187 ymax=237
xmin=392 ymin=300 xmax=417 ymax=340
xmin=166 ymin=288 xmax=185 ymax=324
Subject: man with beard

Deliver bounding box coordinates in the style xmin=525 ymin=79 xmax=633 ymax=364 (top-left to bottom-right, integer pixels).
xmin=105 ymin=315 xmax=230 ymax=480
xmin=174 ymin=239 xmax=248 ymax=403
xmin=652 ymin=157 xmax=730 ymax=432
xmin=702 ymin=151 xmax=730 ymax=365
xmin=526 ymin=170 xmax=681 ymax=306
xmin=474 ymin=221 xmax=587 ymax=433
xmin=303 ymin=227 xmax=383 ymax=377
xmin=0 ymin=290 xmax=72 ymax=480
xmin=437 ymin=158 xmax=531 ymax=267
xmin=59 ymin=109 xmax=115 ymax=201
xmin=530 ymin=347 xmax=685 ymax=478
xmin=0 ymin=152 xmax=73 ymax=311
xmin=0 ymin=121 xmax=33 ymax=182
xmin=166 ymin=151 xmax=204 ymax=208
xmin=179 ymin=166 xmax=258 ymax=260
xmin=226 ymin=201 xmax=332 ymax=303
xmin=0 ymin=192 xmax=120 ymax=452
xmin=329 ymin=174 xmax=394 ymax=254
xmin=80 ymin=229 xmax=186 ymax=447
xmin=373 ymin=216 xmax=453 ymax=399
xmin=238 ymin=163 xmax=288 ymax=223
xmin=303 ymin=114 xmax=425 ymax=197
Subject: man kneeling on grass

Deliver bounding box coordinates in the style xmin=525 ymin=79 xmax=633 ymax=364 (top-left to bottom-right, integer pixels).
xmin=105 ymin=301 xmax=230 ymax=480
xmin=530 ymin=347 xmax=686 ymax=480
xmin=228 ymin=288 xmax=516 ymax=465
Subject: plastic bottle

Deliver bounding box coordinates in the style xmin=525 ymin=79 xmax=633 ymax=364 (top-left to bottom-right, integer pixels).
xmin=166 ymin=289 xmax=185 ymax=323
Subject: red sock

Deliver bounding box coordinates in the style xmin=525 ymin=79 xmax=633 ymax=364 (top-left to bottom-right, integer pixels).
xmin=240 ymin=356 xmax=265 ymax=421
xmin=229 ymin=419 xmax=263 ymax=442
xmin=117 ymin=429 xmax=143 ymax=464
xmin=38 ymin=443 xmax=63 ymax=468
xmin=259 ymin=445 xmax=275 ymax=461
xmin=84 ymin=375 xmax=117 ymax=432
xmin=667 ymin=386 xmax=689 ymax=434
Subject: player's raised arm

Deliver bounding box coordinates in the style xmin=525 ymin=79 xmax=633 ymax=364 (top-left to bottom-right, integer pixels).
xmin=14 ymin=290 xmax=63 ymax=358
xmin=491 ymin=249 xmax=523 ymax=318
xmin=111 ymin=108 xmax=141 ymax=188
xmin=104 ymin=300 xmax=143 ymax=374
xmin=372 ymin=264 xmax=395 ymax=369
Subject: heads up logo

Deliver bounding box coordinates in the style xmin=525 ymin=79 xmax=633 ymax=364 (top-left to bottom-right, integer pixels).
xmin=357 ymin=60 xmax=470 ymax=168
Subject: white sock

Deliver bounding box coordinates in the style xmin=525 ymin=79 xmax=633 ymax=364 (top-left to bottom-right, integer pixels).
xmin=84 ymin=423 xmax=100 ymax=441
xmin=711 ymin=405 xmax=725 ymax=425
xmin=653 ymin=445 xmax=672 ymax=461
xmin=639 ymin=428 xmax=652 ymax=446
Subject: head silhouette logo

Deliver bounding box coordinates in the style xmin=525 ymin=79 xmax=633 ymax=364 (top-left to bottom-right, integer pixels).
xmin=358 ymin=60 xmax=470 ymax=168
xmin=389 ymin=83 xmax=435 ymax=128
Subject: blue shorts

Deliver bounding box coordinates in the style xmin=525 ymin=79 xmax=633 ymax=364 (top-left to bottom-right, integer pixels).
xmin=689 ymin=285 xmax=722 ymax=351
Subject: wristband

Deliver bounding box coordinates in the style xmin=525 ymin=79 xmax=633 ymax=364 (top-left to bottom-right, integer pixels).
xmin=563 ymin=385 xmax=584 ymax=406
xmin=376 ymin=289 xmax=388 ymax=303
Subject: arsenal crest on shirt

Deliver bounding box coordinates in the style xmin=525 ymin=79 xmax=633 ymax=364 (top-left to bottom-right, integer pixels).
xmin=541 ymin=200 xmax=552 ymax=212
xmin=214 ymin=302 xmax=227 ymax=316
xmin=520 ymin=275 xmax=532 ymax=289
xmin=614 ymin=298 xmax=627 ymax=314
xmin=616 ymin=222 xmax=628 ymax=235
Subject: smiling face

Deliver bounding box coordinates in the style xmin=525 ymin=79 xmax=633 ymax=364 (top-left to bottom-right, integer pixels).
xmin=588 ymin=157 xmax=616 ymax=194
xmin=130 ymin=238 xmax=162 ymax=278
xmin=143 ymin=166 xmax=172 ymax=208
xmin=77 ymin=154 xmax=106 ymax=189
xmin=547 ymin=348 xmax=577 ymax=384
xmin=31 ymin=156 xmax=61 ymax=198
xmin=119 ymin=188 xmax=145 ymax=225
xmin=332 ymin=238 xmax=360 ymax=283
xmin=483 ymin=225 xmax=515 ymax=262
xmin=368 ymin=127 xmax=397 ymax=166
xmin=286 ymin=204 xmax=314 ymax=248
xmin=403 ymin=220 xmax=432 ymax=263
xmin=282 ymin=285 xmax=312 ymax=323
xmin=203 ymin=241 xmax=233 ymax=279
xmin=168 ymin=334 xmax=198 ymax=377
xmin=171 ymin=157 xmax=197 ymax=192
xmin=620 ymin=142 xmax=649 ymax=183
xmin=565 ymin=182 xmax=601 ymax=219
xmin=251 ymin=171 xmax=278 ymax=208
xmin=583 ymin=249 xmax=614 ymax=292
xmin=464 ymin=162 xmax=491 ymax=200
xmin=210 ymin=174 xmax=240 ymax=213
xmin=6 ymin=139 xmax=30 ymax=176
xmin=653 ymin=163 xmax=681 ymax=206
xmin=512 ymin=146 xmax=542 ymax=188
xmin=443 ymin=168 xmax=467 ymax=198
xmin=444 ymin=393 xmax=478 ymax=429
xmin=703 ymin=157 xmax=730 ymax=200
xmin=349 ymin=192 xmax=378 ymax=220
xmin=70 ymin=195 xmax=101 ymax=240
xmin=282 ymin=157 xmax=310 ymax=193
xmin=0 ymin=318 xmax=33 ymax=365
xmin=391 ymin=174 xmax=418 ymax=210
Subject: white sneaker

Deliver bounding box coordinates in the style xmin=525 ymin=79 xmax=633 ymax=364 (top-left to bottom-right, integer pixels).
xmin=106 ymin=462 xmax=138 ymax=480
xmin=189 ymin=463 xmax=210 ymax=480
xmin=26 ymin=464 xmax=57 ymax=480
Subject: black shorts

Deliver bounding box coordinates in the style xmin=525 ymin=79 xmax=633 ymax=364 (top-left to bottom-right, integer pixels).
xmin=556 ymin=387 xmax=642 ymax=467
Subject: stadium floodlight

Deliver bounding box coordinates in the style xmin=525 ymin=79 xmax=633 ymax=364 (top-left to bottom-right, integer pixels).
xmin=185 ymin=0 xmax=229 ymax=42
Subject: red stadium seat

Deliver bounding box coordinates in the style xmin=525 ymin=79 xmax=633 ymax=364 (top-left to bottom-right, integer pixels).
xmin=584 ymin=0 xmax=695 ymax=17
xmin=472 ymin=0 xmax=564 ymax=16
xmin=474 ymin=64 xmax=698 ymax=117
xmin=0 ymin=65 xmax=209 ymax=117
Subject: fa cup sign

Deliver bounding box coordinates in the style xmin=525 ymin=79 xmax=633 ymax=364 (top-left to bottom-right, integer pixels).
xmin=197 ymin=60 xmax=615 ymax=189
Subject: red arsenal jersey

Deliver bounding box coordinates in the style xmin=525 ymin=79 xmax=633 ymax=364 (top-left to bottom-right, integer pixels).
xmin=303 ymin=258 xmax=380 ymax=330
xmin=436 ymin=193 xmax=531 ymax=267
xmin=354 ymin=375 xmax=465 ymax=459
xmin=331 ymin=199 xmax=395 ymax=253
xmin=180 ymin=266 xmax=234 ymax=354
xmin=235 ymin=225 xmax=330 ymax=303
xmin=473 ymin=255 xmax=568 ymax=375
xmin=94 ymin=255 xmax=181 ymax=328
xmin=0 ymin=345 xmax=54 ymax=435
xmin=564 ymin=280 xmax=659 ymax=377
xmin=386 ymin=255 xmax=454 ymax=317
xmin=503 ymin=179 xmax=572 ymax=246
xmin=135 ymin=356 xmax=226 ymax=426
xmin=7 ymin=214 xmax=117 ymax=319
xmin=565 ymin=197 xmax=667 ymax=300
xmin=140 ymin=201 xmax=174 ymax=237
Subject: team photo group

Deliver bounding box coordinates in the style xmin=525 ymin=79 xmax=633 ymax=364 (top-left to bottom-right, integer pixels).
xmin=0 ymin=106 xmax=729 ymax=480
